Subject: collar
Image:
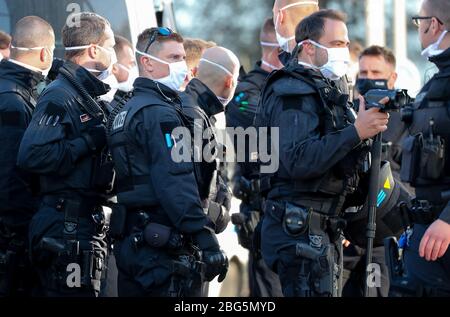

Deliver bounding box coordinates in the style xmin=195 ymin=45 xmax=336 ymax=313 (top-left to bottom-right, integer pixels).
xmin=60 ymin=60 xmax=110 ymax=97
xmin=429 ymin=47 xmax=450 ymax=72
xmin=0 ymin=59 xmax=45 ymax=92
xmin=133 ymin=77 xmax=181 ymax=103
xmin=184 ymin=78 xmax=224 ymax=117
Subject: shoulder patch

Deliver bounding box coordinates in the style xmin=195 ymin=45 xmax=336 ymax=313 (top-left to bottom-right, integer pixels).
xmin=38 ymin=102 xmax=66 ymax=127
xmin=160 ymin=121 xmax=180 ymax=149
xmin=282 ymin=96 xmax=303 ymax=111
xmin=112 ymin=111 xmax=128 ymax=131
xmin=0 ymin=111 xmax=21 ymax=127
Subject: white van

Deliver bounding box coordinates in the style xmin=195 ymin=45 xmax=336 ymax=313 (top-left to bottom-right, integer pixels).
xmin=0 ymin=0 xmax=177 ymax=56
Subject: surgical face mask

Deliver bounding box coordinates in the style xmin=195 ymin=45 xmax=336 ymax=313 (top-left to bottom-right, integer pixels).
xmin=422 ymin=30 xmax=448 ymax=59
xmin=66 ymin=44 xmax=117 ymax=81
xmin=116 ymin=64 xmax=139 ymax=92
xmin=274 ymin=1 xmax=318 ymax=53
xmin=298 ymin=40 xmax=350 ymax=80
xmin=0 ymin=52 xmax=3 ymax=61
xmin=199 ymin=58 xmax=238 ymax=105
xmin=275 ymin=14 xmax=295 ymax=53
xmin=10 ymin=45 xmax=55 ymax=76
xmin=136 ymin=49 xmax=188 ymax=91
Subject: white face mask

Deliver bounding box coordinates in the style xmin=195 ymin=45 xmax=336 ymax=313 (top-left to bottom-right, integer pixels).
xmin=199 ymin=58 xmax=238 ymax=105
xmin=10 ymin=45 xmax=54 ymax=76
xmin=0 ymin=52 xmax=3 ymax=61
xmin=136 ymin=49 xmax=188 ymax=91
xmin=274 ymin=1 xmax=318 ymax=53
xmin=100 ymin=74 xmax=119 ymax=103
xmin=66 ymin=44 xmax=117 ymax=82
xmin=298 ymin=40 xmax=350 ymax=80
xmin=422 ymin=30 xmax=448 ymax=59
xmin=115 ymin=64 xmax=139 ymax=92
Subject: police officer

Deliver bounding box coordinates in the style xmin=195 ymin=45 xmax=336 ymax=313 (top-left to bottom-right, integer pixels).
xmin=102 ymin=35 xmax=138 ymax=106
xmin=181 ymin=46 xmax=240 ymax=235
xmin=226 ymin=18 xmax=284 ymax=298
xmin=401 ymin=0 xmax=450 ymax=296
xmin=343 ymin=46 xmax=410 ymax=297
xmin=273 ymin=0 xmax=319 ymax=64
xmin=182 ymin=38 xmax=216 ymax=90
xmin=108 ymin=27 xmax=227 ymax=297
xmin=255 ymin=9 xmax=390 ymax=297
xmin=17 ymin=12 xmax=116 ymax=297
xmin=0 ymin=30 xmax=11 ymax=61
xmin=0 ymin=16 xmax=54 ymax=297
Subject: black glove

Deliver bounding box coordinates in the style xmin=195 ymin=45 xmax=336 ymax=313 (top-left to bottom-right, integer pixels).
xmin=82 ymin=125 xmax=107 ymax=153
xmin=203 ymin=249 xmax=229 ymax=283
xmin=215 ymin=180 xmax=232 ymax=211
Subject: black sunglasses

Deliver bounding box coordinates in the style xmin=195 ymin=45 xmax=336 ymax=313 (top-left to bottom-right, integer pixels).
xmin=412 ymin=16 xmax=444 ymax=28
xmin=144 ymin=27 xmax=173 ymax=53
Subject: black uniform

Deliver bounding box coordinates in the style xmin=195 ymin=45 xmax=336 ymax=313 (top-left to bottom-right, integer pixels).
xmin=402 ymin=48 xmax=450 ymax=296
xmin=0 ymin=60 xmax=43 ymax=296
xmin=108 ymin=77 xmax=225 ymax=297
xmin=255 ymin=62 xmax=370 ymax=297
xmin=17 ymin=61 xmax=113 ymax=297
xmin=226 ymin=62 xmax=283 ymax=298
xmin=181 ymin=78 xmax=231 ymax=234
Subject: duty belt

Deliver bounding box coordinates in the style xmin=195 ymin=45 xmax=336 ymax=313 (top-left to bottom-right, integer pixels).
xmin=41 ymin=195 xmax=102 ymax=218
xmin=407 ymin=199 xmax=443 ymax=226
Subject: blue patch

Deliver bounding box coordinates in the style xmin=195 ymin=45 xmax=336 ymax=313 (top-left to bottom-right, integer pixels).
xmin=377 ymin=190 xmax=387 ymax=208
xmin=165 ymin=133 xmax=173 ymax=148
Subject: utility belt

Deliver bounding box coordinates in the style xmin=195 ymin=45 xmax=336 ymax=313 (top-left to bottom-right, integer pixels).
xmin=110 ymin=206 xmax=186 ymax=251
xmin=42 ymin=195 xmax=108 ymax=235
xmin=401 ymin=199 xmax=445 ymax=226
xmin=265 ymin=200 xmax=346 ymax=244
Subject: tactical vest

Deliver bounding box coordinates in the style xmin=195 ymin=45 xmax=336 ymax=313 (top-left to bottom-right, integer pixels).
xmin=257 ymin=66 xmax=368 ymax=197
xmin=401 ymin=69 xmax=450 ymax=192
xmin=0 ymin=81 xmax=36 ymax=118
xmin=108 ymin=92 xmax=197 ymax=208
xmin=182 ymin=104 xmax=218 ymax=201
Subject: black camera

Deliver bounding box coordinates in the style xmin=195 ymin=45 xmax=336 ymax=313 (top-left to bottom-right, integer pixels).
xmin=364 ymin=89 xmax=413 ymax=112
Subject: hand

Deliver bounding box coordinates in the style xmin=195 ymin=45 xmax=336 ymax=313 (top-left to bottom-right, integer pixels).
xmin=419 ymin=220 xmax=450 ymax=261
xmin=203 ymin=249 xmax=229 ymax=283
xmin=82 ymin=125 xmax=107 ymax=153
xmin=354 ymin=96 xmax=390 ymax=140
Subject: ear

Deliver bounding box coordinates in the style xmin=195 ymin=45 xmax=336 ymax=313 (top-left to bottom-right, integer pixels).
xmin=87 ymin=45 xmax=98 ymax=60
xmin=388 ymin=72 xmax=398 ymax=89
xmin=225 ymin=75 xmax=233 ymax=89
xmin=278 ymin=10 xmax=284 ymax=24
xmin=140 ymin=55 xmax=153 ymax=73
xmin=192 ymin=66 xmax=199 ymax=77
xmin=112 ymin=63 xmax=120 ymax=75
xmin=40 ymin=48 xmax=46 ymax=63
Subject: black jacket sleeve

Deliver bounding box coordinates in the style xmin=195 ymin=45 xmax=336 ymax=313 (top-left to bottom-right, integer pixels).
xmin=17 ymin=99 xmax=90 ymax=176
xmin=271 ymin=92 xmax=362 ymax=180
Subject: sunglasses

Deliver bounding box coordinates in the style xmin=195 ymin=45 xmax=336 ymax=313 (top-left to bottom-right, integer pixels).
xmin=412 ymin=16 xmax=444 ymax=28
xmin=144 ymin=27 xmax=173 ymax=53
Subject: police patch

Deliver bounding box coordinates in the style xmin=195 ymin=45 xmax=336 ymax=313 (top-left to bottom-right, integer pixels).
xmin=112 ymin=111 xmax=128 ymax=131
xmin=160 ymin=121 xmax=179 ymax=149
xmin=39 ymin=102 xmax=66 ymax=127
xmin=80 ymin=114 xmax=92 ymax=123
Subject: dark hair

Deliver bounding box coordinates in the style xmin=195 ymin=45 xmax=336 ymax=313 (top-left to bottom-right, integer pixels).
xmin=360 ymin=45 xmax=397 ymax=68
xmin=0 ymin=30 xmax=11 ymax=49
xmin=295 ymin=9 xmax=347 ymax=44
xmin=62 ymin=12 xmax=111 ymax=60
